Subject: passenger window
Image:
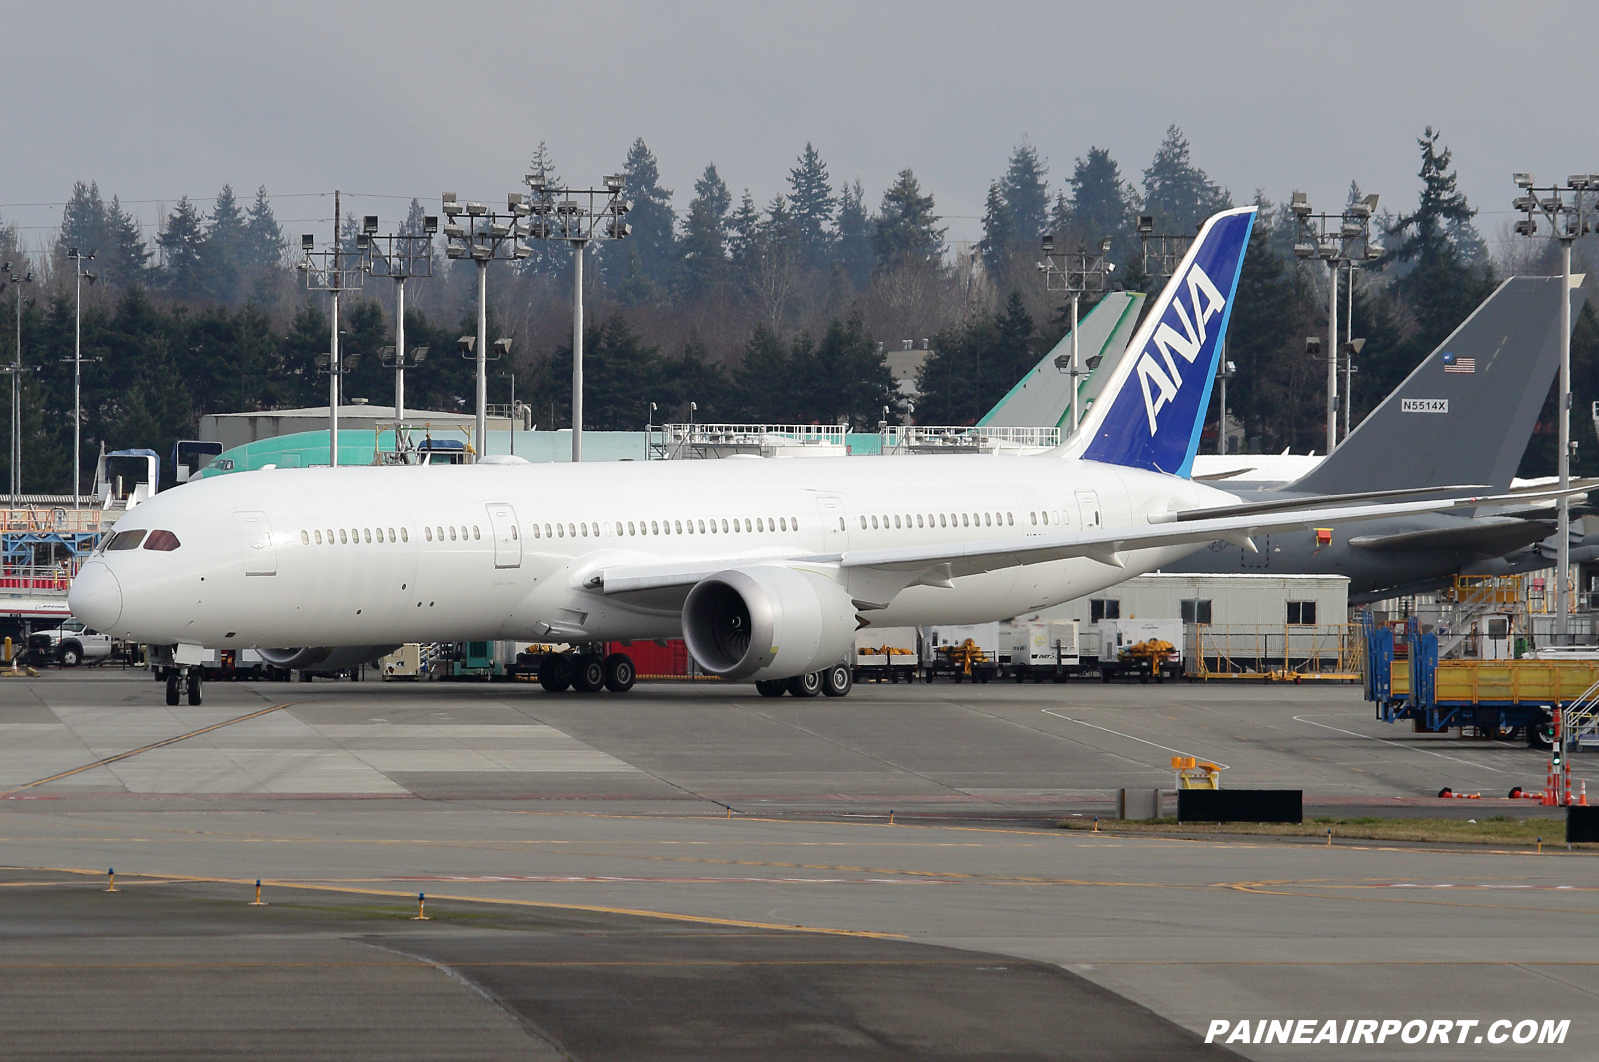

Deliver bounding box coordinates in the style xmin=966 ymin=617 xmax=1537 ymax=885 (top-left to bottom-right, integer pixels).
xmin=916 ymin=515 xmax=923 ymax=528
xmin=300 ymin=530 xmax=309 ymax=545
xmin=871 ymin=516 xmax=878 ymax=529
xmin=144 ymin=530 xmax=181 ymax=551
xmin=543 ymin=524 xmax=551 ymax=538
xmin=437 ymin=526 xmax=444 ymax=540
xmin=568 ymin=524 xmax=575 ymax=538
xmin=107 ymin=529 xmax=147 ymax=550
xmin=580 ymin=524 xmax=588 ymax=537
xmin=649 ymin=521 xmax=657 ymax=534
xmin=315 ymin=530 xmax=323 ymax=544
xmin=983 ymin=514 xmax=991 ymax=526
xmin=364 ymin=529 xmax=372 ymax=543
xmin=340 ymin=529 xmax=349 ymax=544
xmin=425 ymin=527 xmax=433 ymax=541
xmin=744 ymin=518 xmax=752 ymax=531
xmin=555 ymin=525 xmax=563 ymax=538
xmin=961 ymin=514 xmax=969 ymax=527
xmin=474 ymin=526 xmax=481 ymax=540
xmin=450 ymin=527 xmax=458 ymax=540
xmin=1030 ymin=512 xmax=1037 ymax=525
xmin=1007 ymin=513 xmax=1013 ymax=526
xmin=388 ymin=527 xmax=396 ymax=541
xmin=792 ymin=517 xmax=798 ymax=530
xmin=721 ymin=519 xmax=728 ymax=533
xmin=779 ymin=517 xmax=787 ymax=531
xmin=401 ymin=528 xmax=409 ymax=542
xmin=939 ymin=514 xmax=946 ymax=527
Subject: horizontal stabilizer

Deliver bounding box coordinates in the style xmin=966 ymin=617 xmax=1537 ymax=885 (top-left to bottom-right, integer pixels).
xmin=1348 ymin=518 xmax=1556 ymax=556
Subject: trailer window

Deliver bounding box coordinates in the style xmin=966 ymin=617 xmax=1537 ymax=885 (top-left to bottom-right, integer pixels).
xmin=107 ymin=529 xmax=147 ymax=550
xmin=1180 ymin=599 xmax=1212 ymax=625
xmin=1287 ymin=601 xmax=1317 ymax=625
xmin=1090 ymin=599 xmax=1120 ymax=622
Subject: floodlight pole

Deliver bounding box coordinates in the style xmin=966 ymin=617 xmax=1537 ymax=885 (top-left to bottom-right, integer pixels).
xmin=1290 ymin=192 xmax=1379 ymax=455
xmin=8 ymin=269 xmax=31 ymax=504
xmin=572 ymin=239 xmax=585 ymax=461
xmin=331 ymin=190 xmax=341 ymax=468
xmin=361 ymin=219 xmax=437 ymax=434
xmin=1511 ymin=174 xmax=1598 ymax=640
xmin=1039 ymin=236 xmax=1115 ymax=433
xmin=67 ymin=248 xmax=95 ymax=502
xmin=519 ymin=176 xmax=631 ymax=463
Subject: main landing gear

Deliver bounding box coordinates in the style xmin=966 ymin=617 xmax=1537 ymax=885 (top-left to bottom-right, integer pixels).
xmin=756 ymin=663 xmax=854 ymax=698
xmin=535 ymin=649 xmax=637 ymax=695
xmin=164 ymin=667 xmax=202 ymax=706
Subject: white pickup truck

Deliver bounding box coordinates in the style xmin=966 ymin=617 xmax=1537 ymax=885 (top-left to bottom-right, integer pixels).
xmin=29 ymin=620 xmax=115 ymax=666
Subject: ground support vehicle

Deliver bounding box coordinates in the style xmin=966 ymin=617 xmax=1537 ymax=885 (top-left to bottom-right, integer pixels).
xmin=1003 ymin=621 xmax=1080 ymax=683
xmin=28 ymin=621 xmax=114 ymax=667
xmin=1362 ymin=613 xmax=1579 ymax=747
xmin=1098 ymin=619 xmax=1183 ymax=683
xmin=855 ymin=627 xmax=920 ymax=683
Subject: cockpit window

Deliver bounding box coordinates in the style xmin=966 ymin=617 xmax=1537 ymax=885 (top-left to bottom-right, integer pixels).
xmin=107 ymin=529 xmax=147 ymax=550
xmin=143 ymin=530 xmax=181 ymax=551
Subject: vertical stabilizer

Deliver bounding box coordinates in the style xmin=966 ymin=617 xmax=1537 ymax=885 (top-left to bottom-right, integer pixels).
xmin=979 ymin=291 xmax=1145 ymax=430
xmin=1073 ymin=207 xmax=1256 ymax=476
xmin=1287 ymin=276 xmax=1578 ymax=495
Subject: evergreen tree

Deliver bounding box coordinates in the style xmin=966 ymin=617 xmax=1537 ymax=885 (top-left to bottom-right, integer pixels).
xmin=1141 ymin=125 xmax=1231 ymax=235
xmin=727 ymin=190 xmax=762 ymax=269
xmin=978 ymin=180 xmax=1016 ymax=278
xmin=872 ymin=169 xmax=945 ymax=270
xmin=794 ymin=314 xmax=900 ymax=426
xmin=677 ymin=163 xmax=732 ymax=300
xmin=617 ymin=138 xmax=676 ymax=295
xmin=206 ymin=184 xmax=247 ymax=304
xmin=517 ymin=143 xmax=568 ymax=278
xmin=242 ymin=186 xmax=283 ymax=275
xmin=787 ymin=143 xmax=837 ymax=269
xmin=1058 ymin=147 xmax=1138 ymax=258
xmin=915 ymin=294 xmax=1036 ymax=423
xmin=836 ymin=179 xmax=874 ymax=288
xmin=663 ymin=338 xmax=734 ymax=419
xmin=732 ymin=325 xmax=793 ymax=421
xmin=1382 ymin=127 xmax=1477 ymax=269
xmin=157 ymin=197 xmax=209 ymax=303
xmin=548 ymin=315 xmax=662 ymax=429
xmin=58 ymin=182 xmax=107 ymax=261
xmin=101 ymin=196 xmax=152 ymax=289
xmin=999 ymin=140 xmax=1048 ymax=241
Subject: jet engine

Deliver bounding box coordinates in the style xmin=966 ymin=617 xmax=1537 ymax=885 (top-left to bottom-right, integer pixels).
xmin=681 ymin=566 xmax=857 ymax=682
xmin=257 ymin=645 xmax=402 ymax=671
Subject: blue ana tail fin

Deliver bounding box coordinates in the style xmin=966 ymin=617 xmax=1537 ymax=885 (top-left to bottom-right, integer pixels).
xmin=1076 ymin=206 xmax=1256 ymax=477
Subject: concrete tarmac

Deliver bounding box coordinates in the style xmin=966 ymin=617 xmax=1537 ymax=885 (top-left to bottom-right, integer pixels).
xmin=0 ymin=671 xmax=1590 ymax=1060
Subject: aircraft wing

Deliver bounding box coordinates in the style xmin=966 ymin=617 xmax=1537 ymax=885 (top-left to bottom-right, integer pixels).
xmin=595 ymin=486 xmax=1587 ymax=608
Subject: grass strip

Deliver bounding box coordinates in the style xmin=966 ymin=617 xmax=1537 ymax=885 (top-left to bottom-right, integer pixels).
xmin=1057 ymin=815 xmax=1585 ymax=846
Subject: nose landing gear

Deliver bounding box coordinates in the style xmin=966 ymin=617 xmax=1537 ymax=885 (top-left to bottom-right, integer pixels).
xmin=164 ymin=668 xmax=202 ymax=706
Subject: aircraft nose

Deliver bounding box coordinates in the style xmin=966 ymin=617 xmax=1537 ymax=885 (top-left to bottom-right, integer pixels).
xmin=69 ymin=560 xmax=123 ymax=630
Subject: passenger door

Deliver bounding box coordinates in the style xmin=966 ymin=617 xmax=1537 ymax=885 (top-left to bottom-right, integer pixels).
xmin=486 ymin=502 xmax=522 ymax=569
xmin=1074 ymin=490 xmax=1102 ymax=531
xmin=233 ymin=511 xmax=276 ymax=576
xmin=815 ymin=494 xmax=848 ymax=553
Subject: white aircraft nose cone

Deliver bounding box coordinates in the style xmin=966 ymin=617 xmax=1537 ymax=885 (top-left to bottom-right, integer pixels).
xmin=69 ymin=560 xmax=122 ymax=630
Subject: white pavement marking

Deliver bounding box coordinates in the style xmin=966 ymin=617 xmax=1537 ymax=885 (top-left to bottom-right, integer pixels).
xmin=1292 ymin=714 xmax=1506 ymax=774
xmin=1041 ymin=709 xmax=1231 ymax=770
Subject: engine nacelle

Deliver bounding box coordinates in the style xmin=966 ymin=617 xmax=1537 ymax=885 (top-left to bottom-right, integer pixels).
xmin=682 ymin=566 xmax=857 ymax=682
xmin=257 ymin=645 xmax=401 ymax=671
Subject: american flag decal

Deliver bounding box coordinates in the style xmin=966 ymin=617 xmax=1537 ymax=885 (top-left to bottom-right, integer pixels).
xmin=1442 ymin=352 xmax=1475 ymax=373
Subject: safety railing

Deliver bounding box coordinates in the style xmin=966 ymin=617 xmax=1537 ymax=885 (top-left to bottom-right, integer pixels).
xmin=880 ymin=425 xmax=1060 ymax=455
xmin=1186 ymin=623 xmax=1362 ymax=680
xmin=0 ymin=507 xmax=108 ymax=533
xmin=652 ymin=423 xmax=848 ymax=460
xmin=0 ymin=564 xmax=81 ymax=595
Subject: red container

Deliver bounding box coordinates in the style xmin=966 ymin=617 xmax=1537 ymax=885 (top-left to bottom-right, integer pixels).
xmin=610 ymin=639 xmax=690 ymax=677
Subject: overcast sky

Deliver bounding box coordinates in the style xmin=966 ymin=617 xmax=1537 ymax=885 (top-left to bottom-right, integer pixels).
xmin=3 ymin=1 xmax=1588 ymax=254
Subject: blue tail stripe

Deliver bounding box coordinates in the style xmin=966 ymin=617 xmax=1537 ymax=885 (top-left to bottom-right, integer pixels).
xmin=1080 ymin=207 xmax=1256 ymax=477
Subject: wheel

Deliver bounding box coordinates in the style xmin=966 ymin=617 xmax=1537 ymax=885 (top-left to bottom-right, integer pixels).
xmin=1496 ymin=725 xmax=1523 ymax=743
xmin=786 ymin=671 xmax=822 ymax=698
xmin=821 ymin=662 xmax=853 ymax=697
xmin=59 ymin=643 xmax=81 ymax=667
xmin=538 ymin=656 xmax=571 ymax=693
xmin=755 ymin=679 xmax=787 ymax=697
xmin=186 ymin=674 xmax=202 ymax=706
xmin=603 ymin=652 xmax=636 ymax=693
xmin=572 ymin=655 xmax=605 ymax=693
xmin=1527 ymin=717 xmax=1554 ymax=750
xmin=165 ymin=674 xmax=180 ymax=706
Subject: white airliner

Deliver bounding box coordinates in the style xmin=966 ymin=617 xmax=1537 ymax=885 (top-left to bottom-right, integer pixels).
xmin=68 ymin=207 xmax=1563 ymax=705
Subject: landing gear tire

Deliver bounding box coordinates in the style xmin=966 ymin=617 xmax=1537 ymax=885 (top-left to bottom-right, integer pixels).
xmin=165 ymin=673 xmax=180 ymax=706
xmin=820 ymin=663 xmax=853 ymax=697
xmin=755 ymin=679 xmax=787 ymax=698
xmin=538 ymin=656 xmax=571 ymax=693
xmin=603 ymin=653 xmax=636 ymax=693
xmin=1527 ymin=717 xmax=1554 ymax=750
xmin=786 ymin=671 xmax=822 ymax=698
xmin=186 ymin=672 xmax=202 ymax=706
xmin=573 ymin=655 xmax=606 ymax=694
